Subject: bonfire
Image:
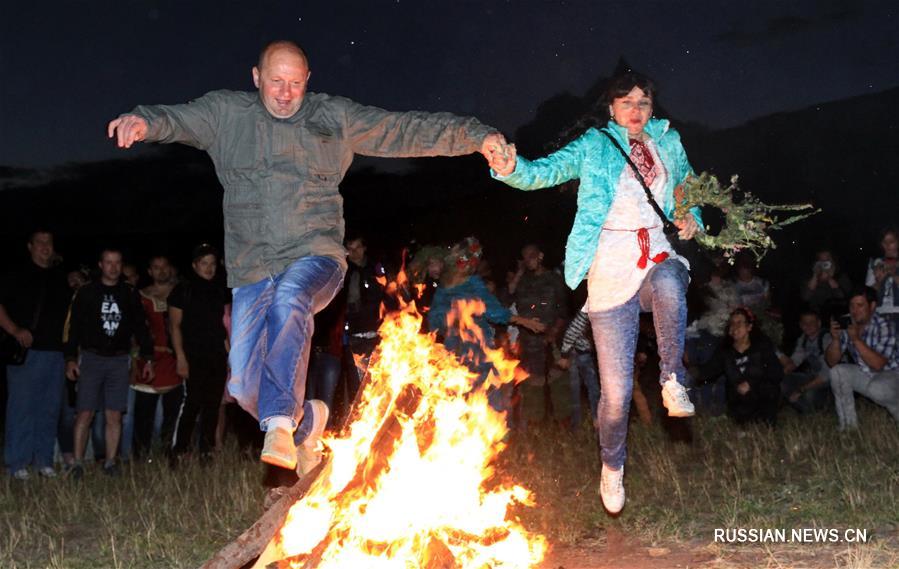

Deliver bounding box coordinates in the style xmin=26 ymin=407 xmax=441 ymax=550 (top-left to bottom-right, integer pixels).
xmin=205 ymin=299 xmax=547 ymax=569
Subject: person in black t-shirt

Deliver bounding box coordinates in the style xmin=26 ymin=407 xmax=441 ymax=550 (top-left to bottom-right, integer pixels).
xmin=697 ymin=307 xmax=783 ymax=426
xmin=169 ymin=244 xmax=231 ymax=461
xmin=0 ymin=230 xmax=73 ymax=480
xmin=64 ymin=248 xmax=154 ymax=478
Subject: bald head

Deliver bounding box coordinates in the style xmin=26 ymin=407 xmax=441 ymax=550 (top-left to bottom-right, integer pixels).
xmin=253 ymin=40 xmax=311 ymax=118
xmin=258 ymin=40 xmax=309 ymax=71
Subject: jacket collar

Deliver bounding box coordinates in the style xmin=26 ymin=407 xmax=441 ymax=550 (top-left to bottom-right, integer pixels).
xmin=254 ymin=91 xmax=313 ymax=124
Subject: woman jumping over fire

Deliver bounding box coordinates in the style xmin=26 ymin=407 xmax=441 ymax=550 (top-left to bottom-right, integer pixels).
xmin=486 ymin=72 xmax=703 ymax=514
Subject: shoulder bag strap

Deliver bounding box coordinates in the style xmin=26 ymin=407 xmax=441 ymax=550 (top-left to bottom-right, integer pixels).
xmin=600 ymin=130 xmax=679 ymax=236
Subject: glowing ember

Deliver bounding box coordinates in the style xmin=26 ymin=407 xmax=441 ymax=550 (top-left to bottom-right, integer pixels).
xmin=272 ymin=300 xmax=547 ymax=568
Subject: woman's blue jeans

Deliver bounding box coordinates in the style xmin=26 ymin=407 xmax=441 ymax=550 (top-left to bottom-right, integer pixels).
xmin=588 ymin=259 xmax=689 ymax=469
xmin=227 ymin=257 xmax=344 ymax=433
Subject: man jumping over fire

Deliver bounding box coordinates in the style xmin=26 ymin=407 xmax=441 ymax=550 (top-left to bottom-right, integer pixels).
xmin=107 ymin=40 xmax=508 ymax=475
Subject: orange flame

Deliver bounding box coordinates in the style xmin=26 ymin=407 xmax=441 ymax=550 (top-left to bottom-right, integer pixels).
xmin=272 ymin=301 xmax=547 ymax=568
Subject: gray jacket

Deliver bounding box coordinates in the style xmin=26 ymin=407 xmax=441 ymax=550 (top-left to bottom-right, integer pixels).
xmin=131 ymin=90 xmax=494 ymax=287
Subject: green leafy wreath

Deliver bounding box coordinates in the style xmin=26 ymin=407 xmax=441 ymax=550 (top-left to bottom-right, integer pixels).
xmin=674 ymin=172 xmax=820 ymax=263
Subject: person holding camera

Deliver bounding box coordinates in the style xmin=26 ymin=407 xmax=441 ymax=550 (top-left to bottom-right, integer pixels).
xmin=826 ymin=286 xmax=899 ymax=430
xmin=800 ymin=249 xmax=852 ymax=316
xmin=865 ymin=227 xmax=898 ymax=335
xmin=781 ymin=308 xmax=832 ymax=414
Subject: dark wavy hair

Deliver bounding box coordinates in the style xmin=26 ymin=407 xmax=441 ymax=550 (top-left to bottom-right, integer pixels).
xmin=554 ymin=72 xmax=659 ymax=152
xmin=724 ymin=306 xmax=766 ymax=348
xmin=602 ymin=72 xmax=657 ymax=107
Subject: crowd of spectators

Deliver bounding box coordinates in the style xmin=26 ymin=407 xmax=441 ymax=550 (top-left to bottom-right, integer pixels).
xmin=1 ymin=226 xmax=897 ymax=480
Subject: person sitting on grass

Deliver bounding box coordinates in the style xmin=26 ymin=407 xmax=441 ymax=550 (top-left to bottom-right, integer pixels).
xmin=427 ymin=237 xmax=545 ymax=413
xmin=698 ymin=307 xmax=783 ymax=426
xmin=780 ymin=307 xmax=832 ymax=414
xmin=826 ymin=286 xmax=899 ymax=431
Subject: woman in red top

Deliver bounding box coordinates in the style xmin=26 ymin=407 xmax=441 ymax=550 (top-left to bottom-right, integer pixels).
xmin=131 ymin=256 xmax=182 ymax=459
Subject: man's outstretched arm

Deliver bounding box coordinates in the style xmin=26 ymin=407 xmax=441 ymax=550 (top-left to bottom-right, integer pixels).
xmin=343 ymin=99 xmax=507 ymax=164
xmin=106 ymin=92 xmax=222 ymax=151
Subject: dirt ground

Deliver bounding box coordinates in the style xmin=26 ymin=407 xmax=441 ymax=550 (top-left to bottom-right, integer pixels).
xmin=541 ymin=527 xmax=899 ymax=569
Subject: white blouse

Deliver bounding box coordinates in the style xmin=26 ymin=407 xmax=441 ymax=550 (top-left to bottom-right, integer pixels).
xmin=586 ymin=139 xmax=688 ymax=312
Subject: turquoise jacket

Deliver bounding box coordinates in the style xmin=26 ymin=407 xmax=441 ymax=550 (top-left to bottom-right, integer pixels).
xmin=494 ymin=119 xmax=702 ymax=289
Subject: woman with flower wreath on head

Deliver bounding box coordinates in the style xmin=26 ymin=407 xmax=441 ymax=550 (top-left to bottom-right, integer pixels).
xmin=486 ymin=72 xmax=703 ymax=515
xmin=427 ymin=237 xmax=545 ymax=414
xmin=696 ymin=307 xmax=783 ymax=427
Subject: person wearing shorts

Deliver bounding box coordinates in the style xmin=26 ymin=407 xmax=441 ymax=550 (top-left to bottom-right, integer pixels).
xmin=64 ymin=249 xmax=153 ymax=478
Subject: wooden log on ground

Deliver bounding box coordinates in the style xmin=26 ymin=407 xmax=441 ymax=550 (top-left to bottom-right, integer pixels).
xmin=199 ymin=460 xmax=326 ymax=569
xmin=201 ymin=380 xmax=421 ymax=569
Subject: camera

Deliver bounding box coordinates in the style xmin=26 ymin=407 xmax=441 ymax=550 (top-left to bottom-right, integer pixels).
xmin=837 ymin=315 xmax=851 ymax=329
xmin=814 ymin=260 xmax=833 ymax=273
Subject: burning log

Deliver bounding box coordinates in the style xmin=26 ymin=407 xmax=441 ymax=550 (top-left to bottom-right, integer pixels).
xmin=296 ymin=383 xmax=423 ymax=569
xmin=200 ymin=382 xmax=422 ymax=569
xmin=200 ymin=461 xmax=325 ymax=569
xmin=203 ymin=302 xmax=546 ymax=569
xmin=201 ymin=350 xmax=383 ymax=569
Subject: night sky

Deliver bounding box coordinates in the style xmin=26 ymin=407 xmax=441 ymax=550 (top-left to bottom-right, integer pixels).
xmin=2 ymin=0 xmax=897 ymax=168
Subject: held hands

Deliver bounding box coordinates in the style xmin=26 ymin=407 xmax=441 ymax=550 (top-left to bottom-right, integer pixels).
xmin=480 ymin=133 xmax=517 ymax=176
xmin=736 ymin=380 xmax=751 ymax=396
xmin=674 ymin=216 xmax=699 ymax=241
xmin=107 ymin=114 xmax=149 ymax=148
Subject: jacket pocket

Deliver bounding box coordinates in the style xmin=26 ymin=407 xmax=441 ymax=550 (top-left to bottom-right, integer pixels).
xmin=224 ymin=200 xmax=266 ymax=269
xmin=287 ymin=191 xmax=341 ymax=235
xmin=224 ymin=202 xmax=263 ymax=218
xmin=305 ymin=168 xmax=341 ymax=188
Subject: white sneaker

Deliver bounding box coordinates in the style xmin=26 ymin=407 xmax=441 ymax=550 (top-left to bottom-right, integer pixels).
xmin=12 ymin=468 xmax=30 ymax=481
xmin=38 ymin=467 xmax=57 ymax=478
xmin=662 ymin=374 xmax=695 ymax=417
xmin=296 ymin=400 xmax=329 ymax=477
xmin=600 ymin=464 xmax=625 ymax=514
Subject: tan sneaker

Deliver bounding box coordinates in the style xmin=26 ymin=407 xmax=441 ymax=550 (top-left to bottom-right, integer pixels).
xmin=261 ymin=427 xmax=297 ymax=470
xmin=297 ymin=400 xmax=329 ymax=477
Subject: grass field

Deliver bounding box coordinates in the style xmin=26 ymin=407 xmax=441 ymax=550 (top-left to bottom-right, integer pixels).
xmin=2 ymin=379 xmax=897 ymax=569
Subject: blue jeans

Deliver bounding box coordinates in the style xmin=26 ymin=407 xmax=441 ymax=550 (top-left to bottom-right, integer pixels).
xmin=4 ymin=350 xmax=64 ymax=471
xmin=227 ymin=257 xmax=343 ymax=435
xmin=589 ymin=259 xmax=689 ymax=469
xmin=569 ymin=351 xmax=600 ymax=426
xmin=306 ymin=351 xmax=341 ymax=424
